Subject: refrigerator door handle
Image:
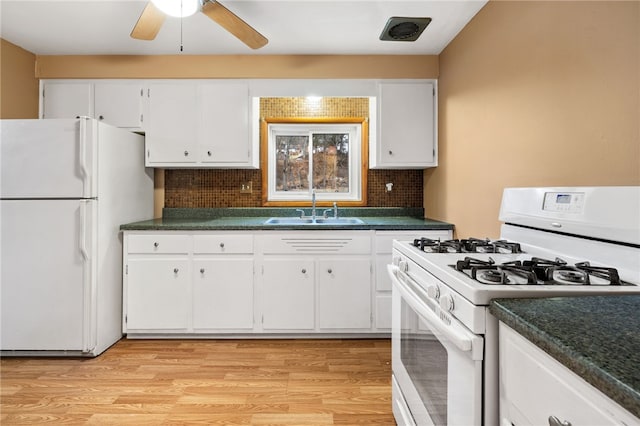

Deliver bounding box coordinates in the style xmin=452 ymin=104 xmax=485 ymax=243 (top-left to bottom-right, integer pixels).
xmin=78 ymin=117 xmax=96 ymax=198
xmin=79 ymin=200 xmax=97 ymax=353
xmin=79 ymin=201 xmax=90 ymax=261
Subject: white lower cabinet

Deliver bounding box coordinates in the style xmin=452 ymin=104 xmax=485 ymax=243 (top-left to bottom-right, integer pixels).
xmin=193 ymin=258 xmax=254 ymax=330
xmin=261 ymin=258 xmax=315 ymax=330
xmin=317 ymin=258 xmax=371 ymax=329
xmin=127 ymin=258 xmax=190 ymax=331
xmin=499 ymin=322 xmax=638 ymax=426
xmin=123 ymin=229 xmax=449 ymax=336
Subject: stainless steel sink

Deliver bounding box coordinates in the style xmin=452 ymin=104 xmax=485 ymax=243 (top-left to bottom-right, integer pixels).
xmin=313 ymin=217 xmax=364 ymax=225
xmin=264 ymin=217 xmax=364 ymax=225
xmin=263 ymin=217 xmax=315 ymax=225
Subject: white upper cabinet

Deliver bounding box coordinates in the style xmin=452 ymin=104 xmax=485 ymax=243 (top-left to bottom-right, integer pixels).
xmin=145 ymin=82 xmax=199 ymax=165
xmin=94 ymin=83 xmax=144 ymax=129
xmin=41 ymin=81 xmax=144 ymax=130
xmin=371 ymin=81 xmax=437 ymax=169
xmin=41 ymin=81 xmax=92 ymax=119
xmin=144 ymin=81 xmax=256 ymax=168
xmin=199 ymin=83 xmax=253 ymax=166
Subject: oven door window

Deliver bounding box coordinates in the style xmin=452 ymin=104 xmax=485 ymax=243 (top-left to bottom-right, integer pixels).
xmin=401 ymin=309 xmax=448 ymax=424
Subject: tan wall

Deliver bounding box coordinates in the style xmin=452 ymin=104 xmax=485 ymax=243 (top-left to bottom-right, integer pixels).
xmin=35 ymin=55 xmax=438 ymax=79
xmin=427 ymin=0 xmax=640 ymax=239
xmin=0 ymin=39 xmax=38 ymax=118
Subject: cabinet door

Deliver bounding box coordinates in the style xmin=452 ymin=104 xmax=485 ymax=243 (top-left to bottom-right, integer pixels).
xmin=126 ymin=258 xmax=190 ymax=330
xmin=41 ymin=82 xmax=92 ymax=119
xmin=499 ymin=323 xmax=638 ymax=426
xmin=374 ymin=81 xmax=436 ymax=168
xmin=199 ymin=83 xmax=252 ymax=166
xmin=146 ymin=83 xmax=198 ymax=164
xmin=261 ymin=258 xmax=315 ymax=330
xmin=95 ymin=83 xmax=144 ymax=129
xmin=193 ymin=258 xmax=254 ymax=330
xmin=317 ymin=258 xmax=371 ymax=329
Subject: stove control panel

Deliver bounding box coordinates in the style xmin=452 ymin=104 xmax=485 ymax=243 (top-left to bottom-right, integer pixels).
xmin=543 ymin=191 xmax=585 ymax=214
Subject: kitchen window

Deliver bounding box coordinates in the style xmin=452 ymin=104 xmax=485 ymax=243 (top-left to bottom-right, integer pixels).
xmin=261 ymin=118 xmax=368 ymax=206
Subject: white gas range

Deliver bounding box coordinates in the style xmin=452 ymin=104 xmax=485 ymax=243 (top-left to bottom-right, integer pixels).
xmin=389 ymin=186 xmax=640 ymax=426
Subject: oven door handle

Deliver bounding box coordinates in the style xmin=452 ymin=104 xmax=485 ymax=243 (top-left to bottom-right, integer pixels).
xmin=388 ymin=264 xmax=480 ymax=356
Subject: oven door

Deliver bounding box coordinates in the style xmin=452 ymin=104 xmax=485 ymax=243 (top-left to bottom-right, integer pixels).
xmin=389 ymin=264 xmax=484 ymax=426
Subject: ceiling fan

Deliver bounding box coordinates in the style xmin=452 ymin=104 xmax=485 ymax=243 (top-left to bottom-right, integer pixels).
xmin=130 ymin=0 xmax=268 ymax=50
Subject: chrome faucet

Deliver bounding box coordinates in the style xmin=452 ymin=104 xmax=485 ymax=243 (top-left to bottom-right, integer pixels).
xmin=322 ymin=202 xmax=339 ymax=219
xmin=311 ymin=190 xmax=317 ymax=220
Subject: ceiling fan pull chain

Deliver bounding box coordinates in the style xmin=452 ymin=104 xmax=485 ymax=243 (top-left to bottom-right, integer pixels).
xmin=180 ymin=0 xmax=184 ymax=52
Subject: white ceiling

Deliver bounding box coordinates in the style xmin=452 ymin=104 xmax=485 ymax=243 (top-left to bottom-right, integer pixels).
xmin=0 ymin=0 xmax=487 ymax=55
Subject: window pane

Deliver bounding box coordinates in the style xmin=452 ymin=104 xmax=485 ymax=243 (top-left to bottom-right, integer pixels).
xmin=312 ymin=133 xmax=349 ymax=193
xmin=275 ymin=135 xmax=309 ymax=192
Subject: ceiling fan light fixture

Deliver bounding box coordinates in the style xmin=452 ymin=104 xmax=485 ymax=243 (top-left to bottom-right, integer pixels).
xmin=379 ymin=17 xmax=432 ymax=41
xmin=151 ymin=0 xmax=199 ymax=18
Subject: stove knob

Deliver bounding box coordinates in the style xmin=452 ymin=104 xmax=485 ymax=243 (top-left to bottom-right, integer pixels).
xmin=439 ymin=294 xmax=454 ymax=312
xmin=392 ymin=256 xmax=400 ymax=266
xmin=427 ymin=285 xmax=440 ymax=300
xmin=398 ymin=260 xmax=408 ymax=273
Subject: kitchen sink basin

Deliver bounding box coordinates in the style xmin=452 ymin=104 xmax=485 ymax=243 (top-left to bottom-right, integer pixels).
xmin=313 ymin=217 xmax=365 ymax=224
xmin=264 ymin=217 xmax=364 ymax=225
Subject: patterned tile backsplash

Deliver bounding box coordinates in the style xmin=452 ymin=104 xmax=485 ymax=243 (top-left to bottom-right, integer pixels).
xmin=164 ymin=97 xmax=423 ymax=208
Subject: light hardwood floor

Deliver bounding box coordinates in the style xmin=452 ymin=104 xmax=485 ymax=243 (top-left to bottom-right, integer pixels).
xmin=1 ymin=338 xmax=394 ymax=425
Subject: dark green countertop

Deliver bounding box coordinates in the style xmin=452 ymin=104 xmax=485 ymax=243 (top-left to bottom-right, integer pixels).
xmin=490 ymin=296 xmax=640 ymax=418
xmin=120 ymin=207 xmax=454 ymax=231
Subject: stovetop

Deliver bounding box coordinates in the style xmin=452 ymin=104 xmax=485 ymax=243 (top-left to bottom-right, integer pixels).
xmin=393 ymin=233 xmax=640 ymax=306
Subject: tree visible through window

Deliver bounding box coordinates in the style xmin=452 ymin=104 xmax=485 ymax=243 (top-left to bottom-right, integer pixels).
xmin=261 ymin=118 xmax=367 ymax=205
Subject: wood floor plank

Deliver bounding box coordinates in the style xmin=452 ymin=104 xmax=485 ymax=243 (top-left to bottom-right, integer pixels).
xmin=1 ymin=338 xmax=393 ymax=425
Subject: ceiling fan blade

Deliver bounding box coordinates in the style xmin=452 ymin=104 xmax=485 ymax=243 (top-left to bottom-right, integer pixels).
xmin=201 ymin=0 xmax=268 ymax=49
xmin=131 ymin=2 xmax=166 ymax=40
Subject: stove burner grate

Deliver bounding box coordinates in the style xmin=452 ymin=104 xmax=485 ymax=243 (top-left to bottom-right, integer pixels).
xmin=412 ymin=237 xmax=523 ymax=254
xmin=453 ymin=256 xmax=625 ymax=286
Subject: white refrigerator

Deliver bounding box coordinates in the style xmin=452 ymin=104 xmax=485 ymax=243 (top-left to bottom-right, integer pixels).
xmin=0 ymin=117 xmax=153 ymax=356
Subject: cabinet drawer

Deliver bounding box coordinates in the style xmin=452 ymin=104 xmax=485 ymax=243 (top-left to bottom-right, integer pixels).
xmin=127 ymin=234 xmax=191 ymax=254
xmin=193 ymin=234 xmax=253 ymax=254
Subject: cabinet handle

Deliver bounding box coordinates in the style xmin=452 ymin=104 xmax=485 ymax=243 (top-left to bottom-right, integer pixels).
xmin=173 ymin=268 xmax=179 ymax=274
xmin=184 ymin=151 xmax=189 ymax=156
xmin=200 ymin=268 xmax=205 ymax=274
xmin=153 ymin=242 xmax=159 ymax=248
xmin=301 ymin=268 xmax=306 ymax=274
xmin=548 ymin=416 xmax=571 ymax=426
xmin=219 ymin=242 xmax=225 ymax=248
xmin=207 ymin=151 xmax=212 ymax=156
xmin=327 ymin=268 xmax=333 ymax=274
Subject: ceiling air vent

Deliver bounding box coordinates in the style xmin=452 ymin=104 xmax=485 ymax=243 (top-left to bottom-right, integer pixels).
xmin=379 ymin=17 xmax=432 ymax=41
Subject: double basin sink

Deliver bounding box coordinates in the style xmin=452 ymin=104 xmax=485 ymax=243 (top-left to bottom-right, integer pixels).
xmin=264 ymin=217 xmax=365 ymax=225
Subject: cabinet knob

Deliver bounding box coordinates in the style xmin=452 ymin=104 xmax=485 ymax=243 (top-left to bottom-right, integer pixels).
xmin=388 ymin=150 xmax=393 ymax=155
xmin=548 ymin=416 xmax=571 ymax=426
xmin=200 ymin=268 xmax=205 ymax=274
xmin=327 ymin=268 xmax=333 ymax=274
xmin=184 ymin=151 xmax=189 ymax=156
xmin=301 ymin=268 xmax=307 ymax=274
xmin=98 ymin=115 xmax=104 ymax=120
xmin=207 ymin=151 xmax=212 ymax=156
xmin=153 ymin=242 xmax=159 ymax=248
xmin=173 ymin=268 xmax=179 ymax=274
xmin=219 ymin=242 xmax=225 ymax=248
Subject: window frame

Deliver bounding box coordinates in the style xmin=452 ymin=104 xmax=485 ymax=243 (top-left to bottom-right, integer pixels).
xmin=260 ymin=117 xmax=368 ymax=207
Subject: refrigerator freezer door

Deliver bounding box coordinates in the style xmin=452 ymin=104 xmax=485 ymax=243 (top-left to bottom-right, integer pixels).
xmin=0 ymin=118 xmax=97 ymax=199
xmin=0 ymin=199 xmax=96 ymax=352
